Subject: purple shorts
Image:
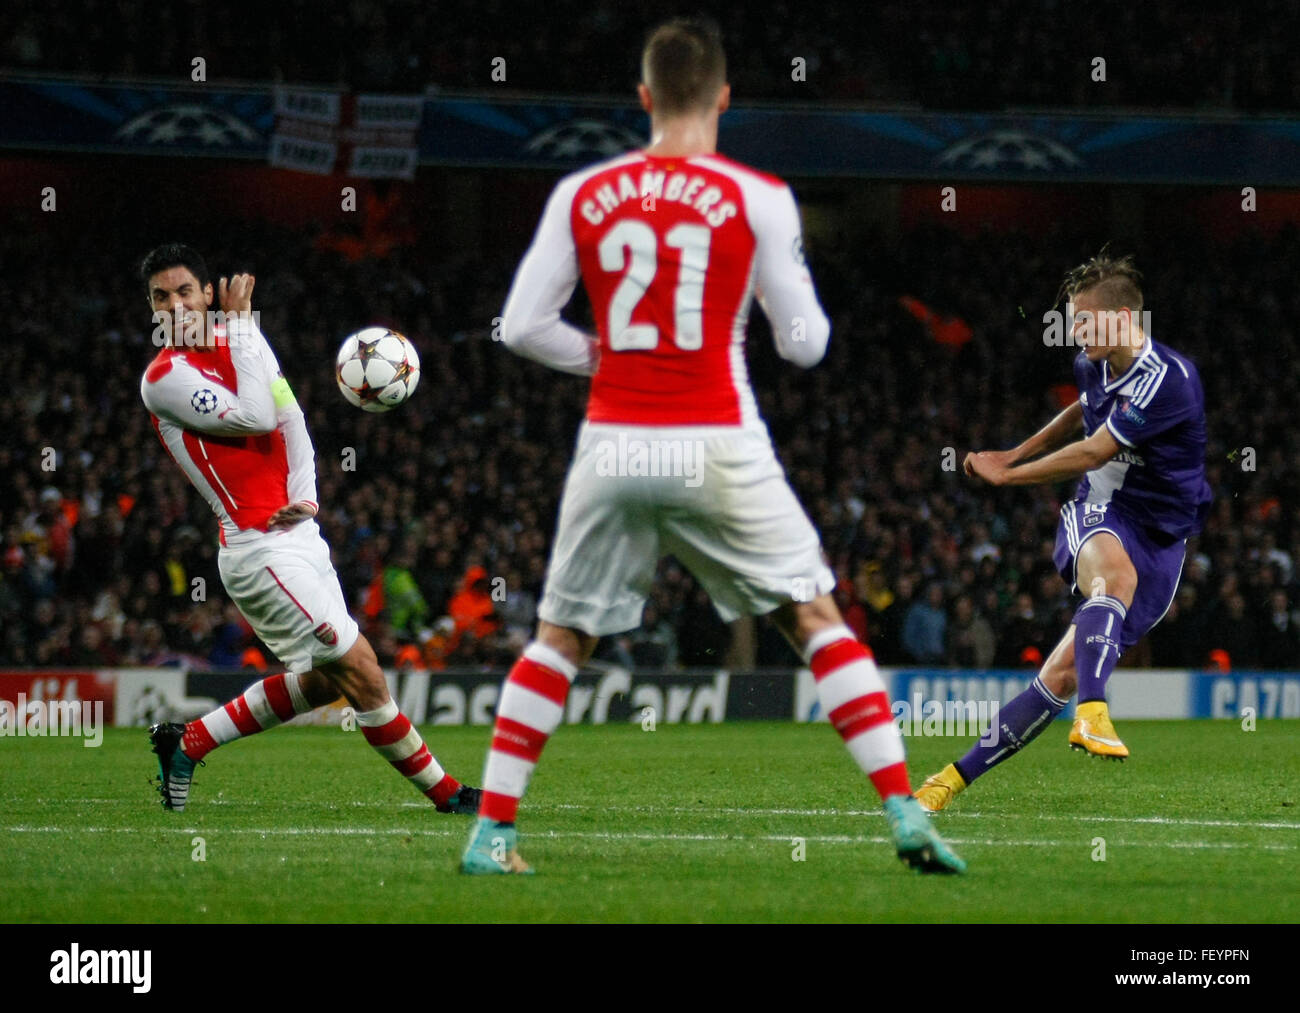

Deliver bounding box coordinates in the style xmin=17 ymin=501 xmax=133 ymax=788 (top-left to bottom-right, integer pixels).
xmin=1052 ymin=500 xmax=1187 ymax=651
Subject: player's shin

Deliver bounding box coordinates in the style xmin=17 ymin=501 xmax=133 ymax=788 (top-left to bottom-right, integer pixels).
xmin=1073 ymin=595 xmax=1126 ymax=703
xmin=181 ymin=671 xmax=316 ymax=761
xmin=953 ymin=676 xmax=1068 ymax=784
xmin=356 ymin=701 xmax=462 ymax=808
xmin=806 ymin=625 xmax=910 ymax=799
xmin=479 ymin=642 xmax=577 ymax=824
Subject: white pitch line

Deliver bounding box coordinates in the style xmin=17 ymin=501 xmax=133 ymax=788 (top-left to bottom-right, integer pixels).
xmin=546 ymin=806 xmax=1300 ymax=837
xmin=1 ymin=825 xmax=1295 ymax=852
xmin=546 ymin=803 xmax=1300 ymax=832
xmin=20 ymin=797 xmax=1300 ymax=832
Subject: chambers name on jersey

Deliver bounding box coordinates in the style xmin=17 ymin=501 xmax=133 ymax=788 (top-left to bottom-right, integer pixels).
xmin=500 ymin=151 xmax=830 ymax=429
xmin=140 ymin=317 xmax=317 ymax=546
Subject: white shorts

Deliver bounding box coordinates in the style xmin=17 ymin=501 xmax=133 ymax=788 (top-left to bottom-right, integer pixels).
xmin=218 ymin=520 xmax=359 ymax=674
xmin=538 ymin=422 xmax=836 ymax=636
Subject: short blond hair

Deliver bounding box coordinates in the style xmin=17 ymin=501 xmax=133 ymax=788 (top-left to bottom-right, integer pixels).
xmin=641 ymin=17 xmax=726 ymax=116
xmin=1060 ymin=249 xmax=1144 ymax=312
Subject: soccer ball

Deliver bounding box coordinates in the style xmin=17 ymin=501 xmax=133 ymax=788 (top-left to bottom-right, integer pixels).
xmin=335 ymin=327 xmax=421 ymax=412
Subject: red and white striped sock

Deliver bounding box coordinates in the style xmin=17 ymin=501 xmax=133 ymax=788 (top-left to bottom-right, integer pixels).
xmin=357 ymin=700 xmax=460 ymax=808
xmin=181 ymin=671 xmax=314 ymax=762
xmin=806 ymin=625 xmax=911 ymax=799
xmin=479 ymin=642 xmax=576 ymax=824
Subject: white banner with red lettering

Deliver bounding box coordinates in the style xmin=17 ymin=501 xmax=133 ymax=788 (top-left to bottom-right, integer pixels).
xmin=269 ymin=88 xmax=422 ymax=179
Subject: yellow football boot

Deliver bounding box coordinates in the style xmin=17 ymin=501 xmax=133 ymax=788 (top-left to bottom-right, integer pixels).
xmin=1069 ymin=700 xmax=1130 ymax=760
xmin=914 ymin=763 xmax=967 ymax=812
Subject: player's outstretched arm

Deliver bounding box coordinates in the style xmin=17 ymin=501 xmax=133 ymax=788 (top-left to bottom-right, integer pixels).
xmin=962 ymin=399 xmax=1083 ymax=481
xmin=1008 ymin=399 xmax=1085 ymax=463
xmin=752 ymin=184 xmax=829 ymax=368
xmin=499 ymin=176 xmax=599 ymax=376
xmin=218 ymin=274 xmax=280 ymax=432
xmin=966 ymin=424 xmax=1119 ymax=487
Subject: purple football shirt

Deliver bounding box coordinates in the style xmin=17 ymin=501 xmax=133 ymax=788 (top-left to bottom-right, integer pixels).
xmin=1072 ymin=338 xmax=1212 ymax=539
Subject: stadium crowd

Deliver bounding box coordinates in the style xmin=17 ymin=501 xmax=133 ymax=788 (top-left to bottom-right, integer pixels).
xmin=4 ymin=0 xmax=1300 ymax=112
xmin=2 ymin=210 xmax=1298 ymax=673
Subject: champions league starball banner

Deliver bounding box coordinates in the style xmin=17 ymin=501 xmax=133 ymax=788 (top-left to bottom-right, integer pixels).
xmin=3 ymin=78 xmax=1300 ymax=183
xmin=419 ymin=95 xmax=1300 ymax=184
xmin=0 ymin=79 xmax=271 ymax=158
xmin=0 ymin=79 xmax=422 ymax=179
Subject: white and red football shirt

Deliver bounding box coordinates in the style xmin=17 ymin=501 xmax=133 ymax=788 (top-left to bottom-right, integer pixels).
xmin=500 ymin=151 xmax=830 ymax=428
xmin=140 ymin=318 xmax=317 ymax=546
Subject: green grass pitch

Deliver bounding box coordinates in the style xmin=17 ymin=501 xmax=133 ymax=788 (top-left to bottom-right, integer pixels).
xmin=1 ymin=721 xmax=1297 ymax=923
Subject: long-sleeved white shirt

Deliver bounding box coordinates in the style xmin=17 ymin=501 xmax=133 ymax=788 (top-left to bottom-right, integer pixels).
xmin=499 ymin=149 xmax=830 ymax=428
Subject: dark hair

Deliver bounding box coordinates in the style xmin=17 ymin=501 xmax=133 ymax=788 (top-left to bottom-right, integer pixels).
xmin=1059 ymin=248 xmax=1144 ymax=313
xmin=140 ymin=243 xmax=211 ymax=293
xmin=641 ymin=17 xmax=726 ymax=116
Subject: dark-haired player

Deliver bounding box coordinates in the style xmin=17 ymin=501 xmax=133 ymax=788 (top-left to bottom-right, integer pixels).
xmin=138 ymin=244 xmax=479 ymax=815
xmin=917 ymin=253 xmax=1212 ymax=811
xmin=461 ymin=18 xmax=964 ymax=874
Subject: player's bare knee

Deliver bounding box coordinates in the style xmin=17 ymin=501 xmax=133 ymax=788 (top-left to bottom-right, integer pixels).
xmin=1108 ymin=567 xmax=1138 ymax=604
xmin=1084 ymin=567 xmax=1136 ymax=606
xmin=346 ymin=657 xmax=388 ymax=700
xmin=299 ymin=670 xmax=343 ymax=708
xmin=338 ymin=671 xmax=389 ymax=712
xmin=1079 ymin=536 xmax=1138 ymax=606
xmin=536 ymin=621 xmax=596 ymax=667
xmin=1042 ymin=661 xmax=1076 ymax=699
xmin=323 ymin=637 xmax=389 ymax=711
xmin=792 ymin=594 xmax=844 ymax=646
xmin=1036 ymin=629 xmax=1076 ymax=698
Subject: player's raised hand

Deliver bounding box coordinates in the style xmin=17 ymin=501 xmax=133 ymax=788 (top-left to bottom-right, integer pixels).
xmin=964 ymin=451 xmax=1011 ymax=486
xmin=219 ymin=273 xmax=256 ymax=315
xmin=268 ymin=501 xmax=318 ymax=529
xmin=965 ymin=448 xmax=1017 ymax=477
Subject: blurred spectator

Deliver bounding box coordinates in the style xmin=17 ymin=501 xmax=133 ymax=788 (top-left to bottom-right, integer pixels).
xmin=447 ymin=565 xmax=499 ymax=643
xmin=834 ymin=576 xmax=869 ymax=643
xmin=496 ymin=570 xmax=537 ymax=640
xmin=861 ymin=565 xmax=908 ymax=661
xmin=421 ymin=616 xmax=458 ymax=670
xmin=70 ymin=624 xmax=117 ymax=666
xmin=383 ymin=547 xmax=429 ymax=638
xmin=1259 ymin=590 xmax=1300 ymax=668
xmin=996 ymin=593 xmax=1049 ymax=667
xmin=1147 ymin=589 xmax=1203 ymax=668
xmin=626 ymin=603 xmax=679 ymax=670
xmin=903 ymin=583 xmax=948 ymax=664
xmin=208 ymin=604 xmax=252 ymax=668
xmin=677 ymin=588 xmax=730 ymax=667
xmin=1205 ymin=593 xmax=1259 ymax=669
xmin=947 ymin=593 xmax=996 ymax=668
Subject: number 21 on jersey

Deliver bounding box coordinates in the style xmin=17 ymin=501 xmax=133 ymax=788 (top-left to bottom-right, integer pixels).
xmin=598 ymin=220 xmax=711 ymax=352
